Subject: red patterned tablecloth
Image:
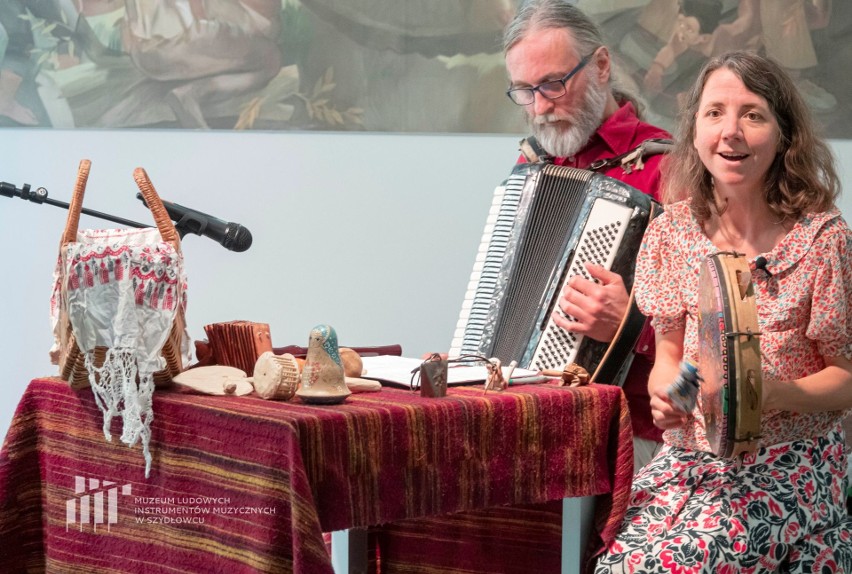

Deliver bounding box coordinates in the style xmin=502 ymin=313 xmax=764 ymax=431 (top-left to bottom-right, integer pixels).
xmin=0 ymin=377 xmax=632 ymax=573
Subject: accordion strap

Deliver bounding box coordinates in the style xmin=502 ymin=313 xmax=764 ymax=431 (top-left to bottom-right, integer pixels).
xmin=590 ymin=292 xmax=646 ymax=385
xmin=588 ymin=138 xmax=674 ymax=174
xmin=519 ymin=136 xmax=673 ymax=173
xmin=519 ymin=136 xmax=554 ymax=164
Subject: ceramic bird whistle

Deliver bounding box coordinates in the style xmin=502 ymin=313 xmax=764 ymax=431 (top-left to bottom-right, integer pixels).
xmin=295 ymin=324 xmax=351 ymax=405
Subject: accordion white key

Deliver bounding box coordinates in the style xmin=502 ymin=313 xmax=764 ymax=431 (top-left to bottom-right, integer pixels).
xmin=450 ymin=162 xmax=659 ymax=382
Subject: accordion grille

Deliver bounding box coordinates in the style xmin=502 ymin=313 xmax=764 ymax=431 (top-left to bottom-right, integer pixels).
xmin=488 ymin=165 xmax=592 ymax=363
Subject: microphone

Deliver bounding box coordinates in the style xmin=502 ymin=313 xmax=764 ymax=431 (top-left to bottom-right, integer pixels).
xmin=137 ymin=193 xmax=252 ymax=252
xmin=754 ymin=256 xmax=772 ymax=277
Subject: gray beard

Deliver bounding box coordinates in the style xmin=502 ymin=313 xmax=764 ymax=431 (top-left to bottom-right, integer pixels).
xmin=528 ymin=77 xmax=608 ymax=159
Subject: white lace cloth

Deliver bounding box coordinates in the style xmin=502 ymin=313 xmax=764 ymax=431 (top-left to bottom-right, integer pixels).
xmin=50 ymin=227 xmax=188 ymax=477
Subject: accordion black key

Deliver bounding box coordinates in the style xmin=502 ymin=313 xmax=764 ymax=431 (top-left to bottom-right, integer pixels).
xmin=449 ymin=162 xmax=659 ymax=382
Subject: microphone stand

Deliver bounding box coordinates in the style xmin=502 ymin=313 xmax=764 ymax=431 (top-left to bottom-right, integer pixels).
xmin=1 ymin=181 xmax=190 ymax=238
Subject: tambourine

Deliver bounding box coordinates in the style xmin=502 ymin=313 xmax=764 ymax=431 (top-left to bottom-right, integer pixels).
xmin=697 ymin=252 xmax=762 ymax=457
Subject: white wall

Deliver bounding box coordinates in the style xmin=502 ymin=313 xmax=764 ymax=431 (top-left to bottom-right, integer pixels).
xmin=836 ymin=140 xmax=852 ymax=216
xmin=0 ymin=131 xmax=850 ymax=444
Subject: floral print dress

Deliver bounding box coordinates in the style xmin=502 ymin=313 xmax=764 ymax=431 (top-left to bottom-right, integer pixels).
xmin=596 ymin=201 xmax=852 ymax=573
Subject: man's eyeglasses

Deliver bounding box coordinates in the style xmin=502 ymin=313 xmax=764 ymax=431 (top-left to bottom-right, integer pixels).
xmin=506 ymin=51 xmax=597 ymax=106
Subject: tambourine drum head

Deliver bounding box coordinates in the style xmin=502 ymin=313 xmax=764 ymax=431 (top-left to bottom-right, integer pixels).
xmin=698 ymin=258 xmax=731 ymax=456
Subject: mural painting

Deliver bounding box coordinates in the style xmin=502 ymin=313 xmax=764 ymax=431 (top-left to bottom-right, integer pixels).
xmin=0 ymin=1 xmax=847 ymax=137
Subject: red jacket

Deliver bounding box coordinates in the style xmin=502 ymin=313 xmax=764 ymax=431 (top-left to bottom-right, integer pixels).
xmin=519 ymin=101 xmax=670 ymax=442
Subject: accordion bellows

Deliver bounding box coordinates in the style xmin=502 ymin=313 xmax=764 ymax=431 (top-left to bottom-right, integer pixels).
xmin=450 ymin=162 xmax=659 ymax=381
xmin=203 ymin=320 xmax=273 ymax=375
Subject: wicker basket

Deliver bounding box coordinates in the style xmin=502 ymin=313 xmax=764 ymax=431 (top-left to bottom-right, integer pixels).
xmin=56 ymin=160 xmax=186 ymax=388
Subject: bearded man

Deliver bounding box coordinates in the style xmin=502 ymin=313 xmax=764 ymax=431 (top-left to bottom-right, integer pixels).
xmin=504 ymin=0 xmax=672 ymax=470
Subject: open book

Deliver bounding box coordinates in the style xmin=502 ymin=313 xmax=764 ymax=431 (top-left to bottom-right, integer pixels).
xmin=360 ymin=355 xmax=543 ymax=388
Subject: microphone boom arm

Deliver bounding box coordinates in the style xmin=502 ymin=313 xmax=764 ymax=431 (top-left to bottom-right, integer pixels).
xmin=1 ymin=181 xmax=152 ymax=229
xmin=1 ymin=180 xmax=248 ymax=248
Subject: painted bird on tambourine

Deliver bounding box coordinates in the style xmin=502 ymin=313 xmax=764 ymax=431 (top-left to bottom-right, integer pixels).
xmin=295 ymin=324 xmax=351 ymax=404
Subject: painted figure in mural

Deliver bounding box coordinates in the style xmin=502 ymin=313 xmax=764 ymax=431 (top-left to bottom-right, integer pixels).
xmin=0 ymin=1 xmax=60 ymax=127
xmin=622 ymin=0 xmax=837 ymax=121
xmin=503 ymin=0 xmax=671 ymax=472
xmin=699 ymin=1 xmax=834 ymax=112
xmin=123 ymin=0 xmax=283 ymax=128
xmin=0 ymin=0 xmax=846 ymax=134
xmin=0 ymin=0 xmax=285 ymax=129
xmin=295 ymin=0 xmax=519 ymax=132
xmin=0 ymin=22 xmax=37 ymax=125
xmin=641 ymin=0 xmax=724 ymax=97
xmin=596 ymin=49 xmax=852 ymax=572
xmin=743 ymin=0 xmax=835 ymax=112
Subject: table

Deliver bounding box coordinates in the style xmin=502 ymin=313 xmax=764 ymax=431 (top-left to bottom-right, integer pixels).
xmin=0 ymin=377 xmax=632 ymax=573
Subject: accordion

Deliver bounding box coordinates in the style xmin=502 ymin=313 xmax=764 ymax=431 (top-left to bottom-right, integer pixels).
xmin=449 ymin=161 xmax=659 ymax=382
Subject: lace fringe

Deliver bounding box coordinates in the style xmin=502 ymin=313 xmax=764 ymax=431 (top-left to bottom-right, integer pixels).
xmin=84 ymin=348 xmax=155 ymax=477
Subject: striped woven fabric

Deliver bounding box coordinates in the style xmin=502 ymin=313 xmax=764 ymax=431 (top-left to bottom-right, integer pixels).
xmin=0 ymin=377 xmax=632 ymax=573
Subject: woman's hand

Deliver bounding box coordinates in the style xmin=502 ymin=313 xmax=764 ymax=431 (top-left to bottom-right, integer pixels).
xmin=647 ymin=327 xmax=690 ymax=429
xmin=649 ymin=385 xmax=689 ymax=429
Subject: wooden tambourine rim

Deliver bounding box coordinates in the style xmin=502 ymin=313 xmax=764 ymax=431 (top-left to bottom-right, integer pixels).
xmin=698 ymin=252 xmax=762 ymax=457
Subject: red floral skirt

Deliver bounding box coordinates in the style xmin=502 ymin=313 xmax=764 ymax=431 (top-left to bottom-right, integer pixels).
xmin=596 ymin=424 xmax=852 ymax=573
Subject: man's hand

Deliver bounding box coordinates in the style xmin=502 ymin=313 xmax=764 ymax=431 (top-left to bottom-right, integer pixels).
xmin=551 ymin=262 xmax=629 ymax=343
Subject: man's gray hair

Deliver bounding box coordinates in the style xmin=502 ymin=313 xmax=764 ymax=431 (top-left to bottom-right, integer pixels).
xmin=503 ymin=0 xmax=604 ymax=57
xmin=503 ymin=0 xmax=645 ymax=117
